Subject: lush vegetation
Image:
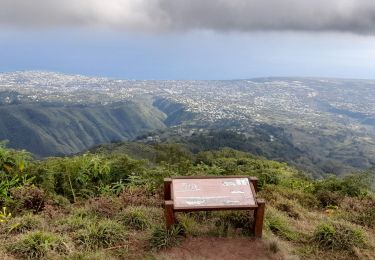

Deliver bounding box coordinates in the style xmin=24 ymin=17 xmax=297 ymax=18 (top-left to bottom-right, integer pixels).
xmin=0 ymin=100 xmax=168 ymax=157
xmin=180 ymin=129 xmax=375 ymax=177
xmin=0 ymin=141 xmax=374 ymax=259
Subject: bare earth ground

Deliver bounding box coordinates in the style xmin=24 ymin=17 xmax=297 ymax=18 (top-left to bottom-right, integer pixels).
xmin=156 ymin=237 xmax=283 ymax=260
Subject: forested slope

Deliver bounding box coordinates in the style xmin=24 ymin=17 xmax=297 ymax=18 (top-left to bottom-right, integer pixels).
xmin=0 ymin=100 xmax=168 ymax=156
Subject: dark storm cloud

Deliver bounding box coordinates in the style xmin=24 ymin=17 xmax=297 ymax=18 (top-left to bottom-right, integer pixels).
xmin=1 ymin=0 xmax=375 ymax=34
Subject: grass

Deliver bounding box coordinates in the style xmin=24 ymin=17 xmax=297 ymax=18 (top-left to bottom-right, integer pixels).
xmin=73 ymin=219 xmax=127 ymax=249
xmin=1 ymin=185 xmax=374 ymax=259
xmin=6 ymin=213 xmax=45 ymax=234
xmin=354 ymin=207 xmax=375 ymax=228
xmin=57 ymin=215 xmax=94 ymax=233
xmin=71 ymin=207 xmax=97 ymax=219
xmin=268 ymin=239 xmax=280 ymax=254
xmin=7 ymin=231 xmax=68 ymax=259
xmin=265 ymin=207 xmax=299 ymax=241
xmin=177 ymin=214 xmax=203 ymax=237
xmin=213 ymin=211 xmax=253 ymax=237
xmin=116 ymin=206 xmax=151 ymax=230
xmin=62 ymin=251 xmax=118 ymax=260
xmin=149 ymin=225 xmax=184 ymax=250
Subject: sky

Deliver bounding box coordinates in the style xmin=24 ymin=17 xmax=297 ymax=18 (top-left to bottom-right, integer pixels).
xmin=1 ymin=0 xmax=375 ymax=80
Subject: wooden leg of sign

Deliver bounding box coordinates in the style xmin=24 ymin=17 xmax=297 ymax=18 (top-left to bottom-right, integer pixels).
xmin=165 ymin=200 xmax=175 ymax=229
xmin=164 ymin=178 xmax=172 ymax=200
xmin=253 ymin=199 xmax=265 ymax=238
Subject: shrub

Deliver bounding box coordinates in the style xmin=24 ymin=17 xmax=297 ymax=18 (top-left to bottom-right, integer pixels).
xmin=10 ymin=185 xmax=46 ymax=213
xmin=316 ymin=190 xmax=343 ymax=207
xmin=36 ymin=154 xmax=111 ymax=202
xmin=258 ymin=171 xmax=281 ymax=188
xmin=74 ymin=219 xmax=126 ymax=249
xmin=108 ymin=155 xmax=147 ymax=183
xmin=0 ymin=142 xmax=33 ymax=199
xmin=50 ymin=194 xmax=71 ymax=208
xmin=117 ymin=207 xmax=151 ymax=230
xmin=312 ymin=222 xmax=366 ymax=251
xmin=127 ymin=166 xmax=171 ymax=194
xmin=149 ymin=225 xmax=184 ymax=250
xmin=7 ymin=231 xmax=67 ymax=259
xmin=119 ymin=186 xmax=162 ymax=207
xmin=260 ymin=185 xmax=319 ymax=209
xmin=42 ymin=203 xmax=65 ymax=220
xmin=314 ymin=173 xmax=372 ymax=198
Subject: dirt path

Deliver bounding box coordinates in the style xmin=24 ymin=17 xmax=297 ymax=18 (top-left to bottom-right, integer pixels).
xmin=156 ymin=237 xmax=283 ymax=260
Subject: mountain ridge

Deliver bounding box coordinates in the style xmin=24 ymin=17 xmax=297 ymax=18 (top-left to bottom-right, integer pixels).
xmin=0 ymin=99 xmax=192 ymax=157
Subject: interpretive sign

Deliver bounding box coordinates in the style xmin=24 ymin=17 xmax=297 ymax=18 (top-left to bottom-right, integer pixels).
xmin=164 ymin=176 xmax=265 ymax=237
xmin=172 ymin=177 xmax=256 ymax=209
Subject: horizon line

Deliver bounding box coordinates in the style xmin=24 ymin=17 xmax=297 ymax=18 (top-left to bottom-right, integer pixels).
xmin=1 ymin=69 xmax=375 ymax=82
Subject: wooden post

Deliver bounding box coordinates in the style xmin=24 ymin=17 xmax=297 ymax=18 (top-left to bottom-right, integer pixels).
xmin=165 ymin=200 xmax=175 ymax=228
xmin=249 ymin=177 xmax=258 ymax=193
xmin=253 ymin=199 xmax=265 ymax=238
xmin=164 ymin=178 xmax=172 ymax=200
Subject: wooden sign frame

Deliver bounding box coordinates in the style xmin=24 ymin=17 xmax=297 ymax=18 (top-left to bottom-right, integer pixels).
xmin=164 ymin=176 xmax=265 ymax=238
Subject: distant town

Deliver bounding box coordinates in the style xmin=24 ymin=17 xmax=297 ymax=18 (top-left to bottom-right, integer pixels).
xmin=2 ymin=71 xmax=375 ymax=132
xmin=1 ymin=71 xmax=375 ymax=175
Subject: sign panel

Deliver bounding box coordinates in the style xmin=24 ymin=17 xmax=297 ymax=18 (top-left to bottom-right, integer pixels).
xmin=172 ymin=177 xmax=256 ymax=210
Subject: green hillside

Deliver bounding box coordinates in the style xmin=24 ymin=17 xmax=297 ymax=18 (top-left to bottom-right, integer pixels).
xmin=97 ymin=128 xmax=375 ymax=178
xmin=0 ymin=141 xmax=374 ymax=259
xmin=152 ymin=97 xmax=195 ymax=126
xmin=0 ymin=99 xmax=188 ymax=157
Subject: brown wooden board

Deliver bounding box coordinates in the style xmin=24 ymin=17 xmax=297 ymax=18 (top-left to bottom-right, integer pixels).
xmin=172 ymin=177 xmax=257 ymax=210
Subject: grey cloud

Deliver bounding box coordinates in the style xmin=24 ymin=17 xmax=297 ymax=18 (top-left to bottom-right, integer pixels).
xmin=1 ymin=0 xmax=375 ymax=34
